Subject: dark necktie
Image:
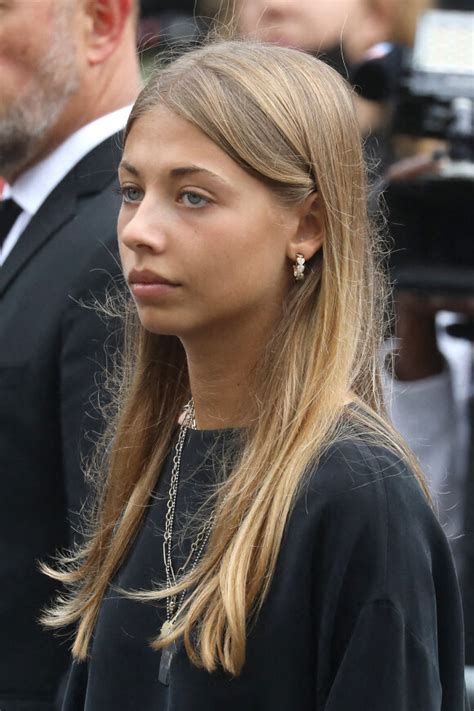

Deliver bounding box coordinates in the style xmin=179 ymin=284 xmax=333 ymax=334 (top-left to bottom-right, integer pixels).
xmin=0 ymin=199 xmax=22 ymax=249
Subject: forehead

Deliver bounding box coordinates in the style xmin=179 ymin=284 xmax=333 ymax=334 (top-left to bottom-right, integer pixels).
xmin=237 ymin=0 xmax=361 ymax=19
xmin=123 ymin=107 xmax=249 ymax=182
xmin=236 ymin=0 xmax=365 ymax=44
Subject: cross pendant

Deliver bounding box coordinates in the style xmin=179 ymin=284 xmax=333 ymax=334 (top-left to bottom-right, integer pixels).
xmin=158 ymin=640 xmax=177 ymax=686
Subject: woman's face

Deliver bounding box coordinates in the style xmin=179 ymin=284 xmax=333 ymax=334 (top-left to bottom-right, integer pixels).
xmin=118 ymin=107 xmax=302 ymax=340
xmin=236 ymin=0 xmax=365 ymax=53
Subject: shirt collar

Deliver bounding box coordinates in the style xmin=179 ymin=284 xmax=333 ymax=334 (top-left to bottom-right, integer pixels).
xmin=3 ymin=105 xmax=131 ymax=215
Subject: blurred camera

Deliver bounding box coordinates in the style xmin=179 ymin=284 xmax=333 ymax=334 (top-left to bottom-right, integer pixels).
xmin=394 ymin=10 xmax=473 ymax=159
xmin=353 ymin=9 xmax=474 ymax=296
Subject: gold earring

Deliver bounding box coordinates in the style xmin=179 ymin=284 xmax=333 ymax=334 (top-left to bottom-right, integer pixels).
xmin=293 ymin=253 xmax=305 ymax=281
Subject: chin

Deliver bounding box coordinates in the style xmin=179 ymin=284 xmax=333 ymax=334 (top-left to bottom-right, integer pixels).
xmin=136 ymin=309 xmax=188 ymax=338
xmin=136 ymin=305 xmax=224 ymax=341
xmin=139 ymin=318 xmax=180 ymax=337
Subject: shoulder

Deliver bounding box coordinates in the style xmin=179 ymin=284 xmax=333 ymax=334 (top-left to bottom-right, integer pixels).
xmin=74 ymin=131 xmax=123 ymax=187
xmin=294 ymin=433 xmax=463 ymax=683
xmin=293 ymin=432 xmax=453 ymax=599
xmin=294 ymin=433 xmax=418 ymax=531
xmin=61 ymin=133 xmax=123 ymax=245
xmin=301 ymin=434 xmax=440 ymax=547
xmin=308 ymin=433 xmax=437 ymax=537
xmin=61 ymin=135 xmax=123 ymax=293
xmin=305 ymin=435 xmax=423 ymax=511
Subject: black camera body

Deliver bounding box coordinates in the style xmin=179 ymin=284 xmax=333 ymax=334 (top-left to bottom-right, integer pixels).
xmin=354 ymin=9 xmax=474 ymax=296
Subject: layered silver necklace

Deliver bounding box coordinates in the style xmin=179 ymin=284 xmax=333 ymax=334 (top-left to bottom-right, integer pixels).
xmin=158 ymin=400 xmax=216 ymax=686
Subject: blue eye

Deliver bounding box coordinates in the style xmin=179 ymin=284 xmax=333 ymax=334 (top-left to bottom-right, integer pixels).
xmin=181 ymin=192 xmax=209 ymax=208
xmin=119 ymin=185 xmax=143 ymax=203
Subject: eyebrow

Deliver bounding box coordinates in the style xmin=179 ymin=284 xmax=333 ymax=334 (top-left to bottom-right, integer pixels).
xmin=169 ymin=166 xmax=228 ymax=185
xmin=119 ymin=159 xmax=140 ymax=176
xmin=119 ymin=160 xmax=230 ymax=186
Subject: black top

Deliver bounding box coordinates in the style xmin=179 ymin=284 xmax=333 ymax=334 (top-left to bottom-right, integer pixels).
xmin=62 ymin=427 xmax=468 ymax=710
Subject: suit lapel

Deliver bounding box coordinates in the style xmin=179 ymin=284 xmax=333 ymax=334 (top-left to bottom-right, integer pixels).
xmin=0 ymin=180 xmax=76 ymax=297
xmin=0 ymin=132 xmax=123 ymax=298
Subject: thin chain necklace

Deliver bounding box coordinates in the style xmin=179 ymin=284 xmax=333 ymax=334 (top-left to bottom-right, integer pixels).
xmin=158 ymin=399 xmax=216 ymax=686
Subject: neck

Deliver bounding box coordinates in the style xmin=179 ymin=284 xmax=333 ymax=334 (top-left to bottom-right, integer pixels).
xmin=79 ymin=47 xmax=141 ymax=129
xmin=183 ymin=318 xmax=274 ymax=431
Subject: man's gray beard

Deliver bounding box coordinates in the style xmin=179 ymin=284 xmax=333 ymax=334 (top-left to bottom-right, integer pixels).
xmin=0 ymin=18 xmax=80 ymax=177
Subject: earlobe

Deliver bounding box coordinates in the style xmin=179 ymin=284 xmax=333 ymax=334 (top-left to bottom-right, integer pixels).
xmin=288 ymin=193 xmax=324 ymax=262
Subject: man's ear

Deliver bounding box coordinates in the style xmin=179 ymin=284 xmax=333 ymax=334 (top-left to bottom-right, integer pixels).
xmin=83 ymin=0 xmax=133 ymax=66
xmin=287 ymin=193 xmax=324 ymax=263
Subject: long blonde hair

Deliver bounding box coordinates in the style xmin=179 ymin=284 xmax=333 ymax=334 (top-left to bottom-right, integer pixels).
xmin=43 ymin=39 xmax=428 ymax=675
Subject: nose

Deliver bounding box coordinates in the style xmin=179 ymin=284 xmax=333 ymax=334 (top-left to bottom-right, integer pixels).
xmin=118 ymin=200 xmax=167 ymax=254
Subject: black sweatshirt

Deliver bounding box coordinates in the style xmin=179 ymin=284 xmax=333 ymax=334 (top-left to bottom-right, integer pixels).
xmin=62 ymin=427 xmax=468 ymax=710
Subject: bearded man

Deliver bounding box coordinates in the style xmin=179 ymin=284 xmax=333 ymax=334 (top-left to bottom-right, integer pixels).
xmin=0 ymin=2 xmax=141 ymax=708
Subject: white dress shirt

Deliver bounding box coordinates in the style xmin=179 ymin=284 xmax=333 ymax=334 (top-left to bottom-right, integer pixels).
xmin=0 ymin=105 xmax=131 ymax=266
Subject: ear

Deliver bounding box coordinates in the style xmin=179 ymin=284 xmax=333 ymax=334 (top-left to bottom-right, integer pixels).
xmin=82 ymin=0 xmax=133 ymax=66
xmin=287 ymin=193 xmax=324 ymax=263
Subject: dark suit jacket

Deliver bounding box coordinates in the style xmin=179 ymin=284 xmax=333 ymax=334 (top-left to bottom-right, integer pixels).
xmin=0 ymin=134 xmax=124 ymax=710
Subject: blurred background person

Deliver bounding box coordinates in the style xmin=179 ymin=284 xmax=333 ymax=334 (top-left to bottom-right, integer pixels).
xmin=0 ymin=0 xmax=140 ymax=708
xmin=224 ymin=0 xmax=412 ymax=136
xmin=233 ymin=0 xmax=390 ymax=63
xmin=387 ymin=295 xmax=472 ymax=572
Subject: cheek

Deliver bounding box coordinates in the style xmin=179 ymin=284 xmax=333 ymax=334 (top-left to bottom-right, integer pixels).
xmin=0 ymin=42 xmax=31 ymax=90
xmin=0 ymin=36 xmax=50 ymax=105
xmin=117 ymin=239 xmax=125 ymax=267
xmin=116 ymin=208 xmax=131 ymax=256
xmin=116 ymin=213 xmax=125 ymax=246
xmin=192 ymin=227 xmax=288 ymax=307
xmin=0 ymin=12 xmax=49 ymax=69
xmin=116 ymin=230 xmax=129 ymax=273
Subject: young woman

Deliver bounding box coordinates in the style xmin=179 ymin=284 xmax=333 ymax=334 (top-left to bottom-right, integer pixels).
xmin=44 ymin=40 xmax=467 ymax=710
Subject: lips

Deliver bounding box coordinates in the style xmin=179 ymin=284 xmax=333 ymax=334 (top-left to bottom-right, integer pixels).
xmin=127 ymin=268 xmax=177 ymax=287
xmin=127 ymin=268 xmax=179 ymax=300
